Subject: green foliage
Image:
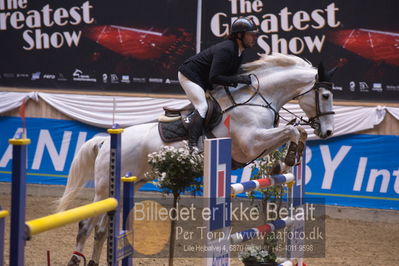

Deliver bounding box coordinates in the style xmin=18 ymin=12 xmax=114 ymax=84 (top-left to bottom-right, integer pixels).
xmin=248 ymin=149 xmax=287 ymax=202
xmin=239 ymin=148 xmax=288 ymax=263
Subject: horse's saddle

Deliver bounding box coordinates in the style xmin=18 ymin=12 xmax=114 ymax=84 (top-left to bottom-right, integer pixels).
xmin=158 ymin=96 xmax=222 ymax=143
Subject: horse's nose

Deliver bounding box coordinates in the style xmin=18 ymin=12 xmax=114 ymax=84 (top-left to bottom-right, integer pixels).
xmin=326 ymin=130 xmax=332 ymax=137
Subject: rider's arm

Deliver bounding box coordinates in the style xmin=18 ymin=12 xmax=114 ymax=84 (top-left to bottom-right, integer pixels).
xmin=209 ymin=48 xmax=251 ymax=87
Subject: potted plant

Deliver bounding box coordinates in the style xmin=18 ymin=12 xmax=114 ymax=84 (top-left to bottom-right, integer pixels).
xmin=145 ymin=141 xmax=203 ymax=266
xmin=239 ymin=245 xmax=277 ymax=266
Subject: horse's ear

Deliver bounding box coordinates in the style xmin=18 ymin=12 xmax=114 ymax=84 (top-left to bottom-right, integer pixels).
xmin=317 ymin=63 xmax=329 ymax=82
xmin=327 ymin=67 xmax=337 ymax=79
xmin=326 ymin=58 xmax=347 ymax=81
xmin=319 ymin=58 xmax=347 ymax=82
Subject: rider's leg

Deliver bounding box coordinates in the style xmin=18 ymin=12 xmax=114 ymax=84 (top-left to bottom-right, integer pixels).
xmin=178 ymin=72 xmax=208 ymax=117
xmin=178 ymin=72 xmax=207 ymax=148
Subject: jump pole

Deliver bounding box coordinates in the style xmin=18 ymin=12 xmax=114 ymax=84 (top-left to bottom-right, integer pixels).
xmin=121 ymin=173 xmax=135 ymax=266
xmin=203 ymin=138 xmax=305 ymax=266
xmin=25 ymin=198 xmax=118 ymax=237
xmin=0 ymin=208 xmax=9 ymax=266
xmin=108 ymin=124 xmax=135 ymax=266
xmin=8 ymin=135 xmax=30 ymax=266
xmin=107 ymin=125 xmax=123 ymax=266
xmin=7 ymin=123 xmax=134 ymax=266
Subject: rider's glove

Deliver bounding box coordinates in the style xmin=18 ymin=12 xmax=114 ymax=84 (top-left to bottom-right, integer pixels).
xmin=237 ymin=75 xmax=252 ymax=85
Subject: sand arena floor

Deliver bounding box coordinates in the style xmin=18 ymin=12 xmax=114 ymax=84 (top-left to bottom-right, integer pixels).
xmin=1 ymin=184 xmax=398 ymax=266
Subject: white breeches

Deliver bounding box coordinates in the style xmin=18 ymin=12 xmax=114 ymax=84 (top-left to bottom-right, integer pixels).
xmin=178 ymin=71 xmax=208 ymax=118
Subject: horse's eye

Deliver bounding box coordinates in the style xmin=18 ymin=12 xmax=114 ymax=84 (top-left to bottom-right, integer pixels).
xmin=322 ymin=93 xmax=330 ymax=100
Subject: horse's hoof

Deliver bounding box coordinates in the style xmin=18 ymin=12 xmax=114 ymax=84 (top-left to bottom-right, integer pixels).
xmin=67 ymin=255 xmax=80 ymax=266
xmin=87 ymin=260 xmax=99 ymax=266
xmin=284 ymin=142 xmax=298 ymax=166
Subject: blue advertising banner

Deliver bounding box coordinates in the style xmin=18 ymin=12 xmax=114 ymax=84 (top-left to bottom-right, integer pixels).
xmin=305 ymin=134 xmax=399 ymax=210
xmin=0 ymin=117 xmax=398 ymax=210
xmin=233 ymin=135 xmax=399 ymax=210
xmin=0 ymin=116 xmax=104 ymax=185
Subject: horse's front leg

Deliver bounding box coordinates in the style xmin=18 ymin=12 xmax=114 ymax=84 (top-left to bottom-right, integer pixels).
xmin=280 ymin=126 xmax=307 ymax=167
xmin=296 ymin=126 xmax=308 ymax=163
xmin=232 ymin=125 xmax=301 ymax=165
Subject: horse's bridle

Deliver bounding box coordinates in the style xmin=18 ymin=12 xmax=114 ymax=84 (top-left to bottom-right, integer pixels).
xmin=288 ymin=81 xmax=335 ymax=130
xmin=218 ymin=74 xmax=335 ymax=170
xmin=219 ymin=74 xmax=335 ymax=130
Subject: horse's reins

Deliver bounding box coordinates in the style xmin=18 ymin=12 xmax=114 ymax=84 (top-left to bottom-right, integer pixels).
xmin=222 ymin=74 xmax=280 ymax=127
xmin=221 ymin=74 xmax=335 ymax=130
xmin=217 ymin=73 xmax=335 ymax=169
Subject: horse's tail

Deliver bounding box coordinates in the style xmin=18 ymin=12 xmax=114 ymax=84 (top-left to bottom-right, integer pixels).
xmin=55 ymin=136 xmax=107 ymax=212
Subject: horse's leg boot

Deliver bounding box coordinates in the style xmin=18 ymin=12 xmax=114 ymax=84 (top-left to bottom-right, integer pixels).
xmin=297 ymin=127 xmax=308 ymax=163
xmin=297 ymin=142 xmax=305 ymax=163
xmin=187 ymin=110 xmax=204 ymax=149
xmin=285 ymin=142 xmax=298 ymax=166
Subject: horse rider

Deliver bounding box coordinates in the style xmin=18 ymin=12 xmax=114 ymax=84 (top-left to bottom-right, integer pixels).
xmin=178 ymin=17 xmax=258 ymax=149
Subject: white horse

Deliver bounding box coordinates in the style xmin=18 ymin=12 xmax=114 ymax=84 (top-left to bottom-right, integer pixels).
xmin=57 ymin=53 xmax=335 ymax=266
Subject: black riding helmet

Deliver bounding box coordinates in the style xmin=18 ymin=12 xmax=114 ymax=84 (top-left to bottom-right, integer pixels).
xmin=231 ymin=17 xmax=258 ymax=33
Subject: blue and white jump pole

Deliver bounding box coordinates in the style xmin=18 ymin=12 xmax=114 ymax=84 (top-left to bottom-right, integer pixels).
xmin=203 ymin=138 xmax=305 ymax=266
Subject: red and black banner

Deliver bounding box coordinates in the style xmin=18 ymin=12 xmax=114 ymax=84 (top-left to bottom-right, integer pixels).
xmin=202 ymin=0 xmax=399 ymax=101
xmin=0 ymin=0 xmax=197 ymax=94
xmin=0 ymin=0 xmax=398 ymax=101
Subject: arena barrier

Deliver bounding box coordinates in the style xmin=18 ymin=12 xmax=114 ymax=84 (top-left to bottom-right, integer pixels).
xmin=203 ymin=138 xmax=305 ymax=266
xmin=5 ymin=125 xmax=135 ymax=266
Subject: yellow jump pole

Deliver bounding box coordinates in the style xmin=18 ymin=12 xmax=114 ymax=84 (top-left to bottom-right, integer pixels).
xmin=0 ymin=210 xmax=9 ymax=219
xmin=0 ymin=209 xmax=9 ymax=264
xmin=25 ymin=198 xmax=118 ymax=238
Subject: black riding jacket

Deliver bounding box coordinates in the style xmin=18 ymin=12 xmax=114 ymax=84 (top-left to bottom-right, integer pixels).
xmin=178 ymin=39 xmax=244 ymax=91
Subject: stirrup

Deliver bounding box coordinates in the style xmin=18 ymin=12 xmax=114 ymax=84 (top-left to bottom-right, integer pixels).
xmin=189 ymin=142 xmax=203 ymax=154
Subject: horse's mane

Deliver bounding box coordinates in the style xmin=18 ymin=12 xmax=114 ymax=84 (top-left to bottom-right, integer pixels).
xmin=242 ymin=53 xmax=312 ymax=73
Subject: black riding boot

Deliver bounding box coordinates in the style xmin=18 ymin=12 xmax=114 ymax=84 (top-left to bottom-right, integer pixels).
xmin=187 ymin=110 xmax=204 ymax=149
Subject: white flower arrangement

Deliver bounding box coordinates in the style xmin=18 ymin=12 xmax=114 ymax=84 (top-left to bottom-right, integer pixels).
xmin=238 ymin=244 xmax=276 ymax=264
xmin=145 ymin=141 xmax=203 ymax=194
